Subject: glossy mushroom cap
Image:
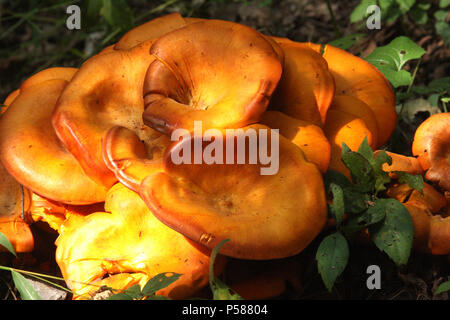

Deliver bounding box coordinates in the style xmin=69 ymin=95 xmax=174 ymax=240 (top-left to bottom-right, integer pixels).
xmin=323 ymin=109 xmax=373 ymax=179
xmin=140 ymin=124 xmax=327 ymax=260
xmin=53 ymin=40 xmax=158 ymax=187
xmin=269 ymin=42 xmax=335 ymax=126
xmin=321 ymin=44 xmax=397 ymax=147
xmin=0 ymin=79 xmax=107 ymax=204
xmin=143 ymin=20 xmax=282 ymax=134
xmin=260 ymin=111 xmax=330 ymax=173
xmin=412 ymin=113 xmax=450 ymax=192
xmin=56 ymin=183 xmax=224 ymax=299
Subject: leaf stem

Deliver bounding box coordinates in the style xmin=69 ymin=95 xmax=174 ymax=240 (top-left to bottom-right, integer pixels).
xmin=325 ymin=0 xmax=342 ymax=38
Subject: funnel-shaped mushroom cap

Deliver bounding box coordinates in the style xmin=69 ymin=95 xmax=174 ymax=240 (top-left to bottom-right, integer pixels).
xmin=114 ymin=13 xmax=187 ymax=50
xmin=102 ymin=126 xmax=170 ymax=192
xmin=322 ymin=45 xmax=396 ymax=146
xmin=53 ymin=40 xmax=158 ymax=187
xmin=0 ymin=79 xmax=107 ymax=204
xmin=330 ymin=95 xmax=379 ymax=148
xmin=323 ymin=109 xmax=373 ymax=178
xmin=20 ymin=67 xmax=78 ymax=91
xmin=56 ymin=183 xmax=222 ymax=299
xmin=412 ymin=113 xmax=450 ymax=191
xmin=374 ymin=150 xmax=424 ymax=178
xmin=269 ymin=42 xmax=335 ymax=125
xmin=139 ymin=124 xmax=327 ymax=260
xmin=387 ymin=182 xmax=446 ymax=213
xmin=0 ymin=163 xmax=34 ymax=253
xmin=143 ymin=20 xmax=282 ymax=134
xmin=260 ymin=111 xmax=330 ymax=173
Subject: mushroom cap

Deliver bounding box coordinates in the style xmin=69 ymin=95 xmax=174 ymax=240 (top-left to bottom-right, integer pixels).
xmin=260 ymin=111 xmax=330 ymax=173
xmin=102 ymin=126 xmax=170 ymax=192
xmin=329 ymin=95 xmax=379 ymax=149
xmin=412 ymin=113 xmax=450 ymax=191
xmin=53 ymin=40 xmax=158 ymax=187
xmin=20 ymin=67 xmax=78 ymax=91
xmin=321 ymin=44 xmax=397 ymax=147
xmin=388 ymin=182 xmax=450 ymax=254
xmin=374 ymin=150 xmax=424 ymax=178
xmin=269 ymin=42 xmax=335 ymax=126
xmin=323 ymin=109 xmax=373 ymax=178
xmin=0 ymin=162 xmax=34 ymax=253
xmin=0 ymin=79 xmax=107 ymax=204
xmin=139 ymin=124 xmax=327 ymax=260
xmin=55 ymin=183 xmax=222 ymax=299
xmin=142 ymin=20 xmax=282 ymax=134
xmin=114 ymin=12 xmax=187 ymax=50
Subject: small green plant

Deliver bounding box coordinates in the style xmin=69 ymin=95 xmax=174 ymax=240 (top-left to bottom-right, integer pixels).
xmin=316 ymin=137 xmax=423 ymax=292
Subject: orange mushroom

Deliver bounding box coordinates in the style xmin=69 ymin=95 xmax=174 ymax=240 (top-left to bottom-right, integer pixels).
xmin=0 ymin=79 xmax=107 ymax=204
xmin=269 ymin=42 xmax=335 ymax=126
xmin=2 ymin=89 xmax=20 ymax=114
xmin=412 ymin=113 xmax=450 ymax=191
xmin=260 ymin=111 xmax=330 ymax=173
xmin=55 ymin=183 xmax=225 ymax=299
xmin=142 ymin=20 xmax=282 ymax=134
xmin=102 ymin=126 xmax=170 ymax=192
xmin=387 ymin=182 xmax=450 ymax=254
xmin=53 ymin=40 xmax=158 ymax=187
xmin=321 ymin=44 xmax=397 ymax=147
xmin=0 ymin=162 xmax=34 ymax=253
xmin=19 ymin=67 xmax=78 ymax=91
xmin=374 ymin=150 xmax=424 ymax=178
xmin=329 ymin=95 xmax=379 ymax=149
xmin=139 ymin=124 xmax=327 ymax=260
xmin=323 ymin=109 xmax=373 ymax=178
xmin=114 ymin=12 xmax=187 ymax=50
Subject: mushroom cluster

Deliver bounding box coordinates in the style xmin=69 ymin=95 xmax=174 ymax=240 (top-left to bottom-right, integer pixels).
xmin=0 ymin=13 xmax=446 ymax=299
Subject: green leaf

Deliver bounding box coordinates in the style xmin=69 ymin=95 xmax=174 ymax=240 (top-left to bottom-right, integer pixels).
xmin=141 ymin=272 xmax=182 ymax=296
xmin=435 ymin=281 xmax=450 ymax=295
xmin=350 ymin=0 xmax=377 ymax=23
xmin=434 ymin=11 xmax=450 ymax=44
xmin=395 ymin=172 xmax=424 ymax=193
xmin=357 ymin=136 xmax=374 ymax=162
xmin=107 ymin=292 xmax=134 ymax=300
xmin=328 ymin=183 xmax=345 ymax=227
xmin=368 ymin=199 xmax=414 ymax=267
xmin=343 ymin=202 xmax=386 ymax=236
xmin=11 ymin=271 xmax=42 ymax=300
xmin=100 ymin=0 xmax=134 ymax=31
xmin=341 ymin=143 xmax=376 ymax=193
xmin=328 ymin=34 xmax=366 ymax=50
xmin=440 ymin=0 xmax=450 ymax=8
xmin=209 ymin=239 xmax=243 ymax=300
xmin=428 ymin=77 xmax=450 ymax=94
xmin=365 ymin=36 xmax=426 ymax=87
xmin=0 ymin=232 xmax=17 ymax=257
xmin=324 ymin=170 xmax=353 ymax=189
xmin=316 ymin=232 xmax=349 ymax=292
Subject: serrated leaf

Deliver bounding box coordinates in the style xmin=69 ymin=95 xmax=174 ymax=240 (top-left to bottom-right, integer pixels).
xmin=341 ymin=143 xmax=376 ymax=193
xmin=395 ymin=171 xmax=424 ymax=193
xmin=0 ymin=232 xmax=17 ymax=257
xmin=343 ymin=202 xmax=386 ymax=236
xmin=209 ymin=239 xmax=243 ymax=300
xmin=328 ymin=33 xmax=366 ymax=50
xmin=324 ymin=170 xmax=353 ymax=189
xmin=316 ymin=232 xmax=349 ymax=292
xmin=368 ymin=199 xmax=414 ymax=267
xmin=141 ymin=272 xmax=182 ymax=296
xmin=11 ymin=271 xmax=42 ymax=300
xmin=435 ymin=281 xmax=450 ymax=295
xmin=357 ymin=137 xmax=374 ymax=162
xmin=365 ymin=36 xmax=426 ymax=87
xmin=107 ymin=292 xmax=134 ymax=300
